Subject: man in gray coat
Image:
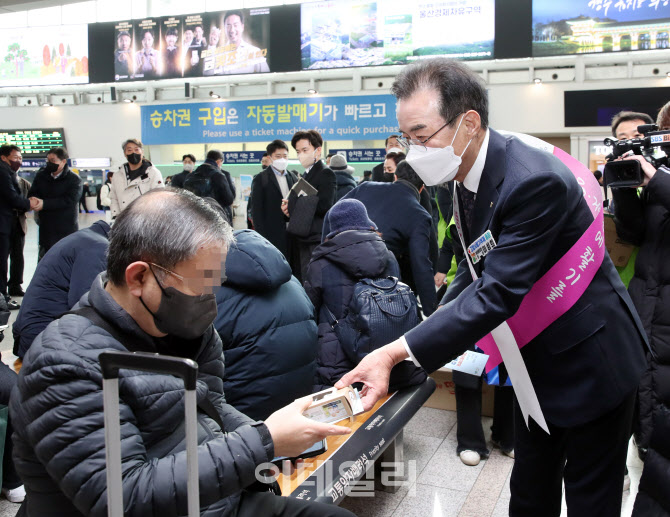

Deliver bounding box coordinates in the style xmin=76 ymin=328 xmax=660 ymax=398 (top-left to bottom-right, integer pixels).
xmin=10 ymin=188 xmax=353 ymax=517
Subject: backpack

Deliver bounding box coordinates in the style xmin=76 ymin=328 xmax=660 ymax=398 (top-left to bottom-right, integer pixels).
xmin=183 ymin=167 xmax=214 ymax=198
xmin=324 ymin=277 xmax=421 ymax=363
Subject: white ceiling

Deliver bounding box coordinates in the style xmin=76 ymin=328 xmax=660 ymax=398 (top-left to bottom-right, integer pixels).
xmin=0 ymin=0 xmax=83 ymax=13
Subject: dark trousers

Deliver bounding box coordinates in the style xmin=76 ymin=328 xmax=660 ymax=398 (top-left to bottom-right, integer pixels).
xmin=0 ymin=361 xmax=21 ymax=489
xmin=237 ymin=490 xmax=355 ymax=517
xmin=509 ymin=390 xmax=635 ymax=517
xmin=8 ymin=218 xmax=25 ymax=291
xmin=37 ymin=245 xmax=50 ymax=263
xmin=0 ymin=231 xmax=10 ymax=300
xmin=455 ymin=381 xmax=514 ymax=456
xmin=79 ymin=198 xmax=88 ymax=213
xmin=289 ymin=240 xmax=317 ymax=283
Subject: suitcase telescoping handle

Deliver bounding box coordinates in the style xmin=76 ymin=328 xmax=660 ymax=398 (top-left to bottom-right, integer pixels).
xmin=99 ymin=351 xmax=200 ymax=517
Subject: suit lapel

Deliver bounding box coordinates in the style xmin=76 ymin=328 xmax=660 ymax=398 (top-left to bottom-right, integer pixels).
xmin=468 ymin=130 xmax=506 ymax=248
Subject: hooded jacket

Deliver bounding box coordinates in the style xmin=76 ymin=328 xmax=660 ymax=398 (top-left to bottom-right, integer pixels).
xmin=215 ymin=230 xmax=317 ymax=420
xmin=10 ymin=273 xmax=273 ymax=517
xmin=305 ymin=229 xmax=407 ymax=390
xmin=13 ymin=221 xmax=110 ymax=358
xmin=333 ymin=169 xmax=358 ymax=201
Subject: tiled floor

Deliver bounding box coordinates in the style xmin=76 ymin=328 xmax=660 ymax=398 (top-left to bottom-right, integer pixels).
xmin=338 ymin=407 xmax=643 ymax=517
xmin=0 ymin=213 xmax=644 ymax=516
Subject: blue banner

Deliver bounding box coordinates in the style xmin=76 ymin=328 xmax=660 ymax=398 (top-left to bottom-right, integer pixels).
xmin=141 ymin=94 xmax=398 ymax=145
xmin=223 ymin=151 xmax=266 ymax=164
xmin=331 ymin=148 xmax=386 ymax=163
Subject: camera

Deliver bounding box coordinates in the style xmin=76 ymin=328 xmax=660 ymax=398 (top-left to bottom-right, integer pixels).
xmin=603 ymin=124 xmax=670 ymax=188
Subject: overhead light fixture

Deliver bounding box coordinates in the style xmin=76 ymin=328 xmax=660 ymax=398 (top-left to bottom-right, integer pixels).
xmin=308 ymin=88 xmax=317 ymax=94
xmin=41 ymin=101 xmax=52 ymax=107
xmin=666 ymin=71 xmax=670 ymax=78
xmin=533 ymin=78 xmax=542 ymax=85
xmin=209 ymin=91 xmax=221 ymax=99
xmin=123 ymin=98 xmax=133 ymax=103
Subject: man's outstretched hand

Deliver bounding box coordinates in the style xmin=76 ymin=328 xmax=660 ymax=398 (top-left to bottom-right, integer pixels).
xmin=335 ymin=340 xmax=409 ymax=411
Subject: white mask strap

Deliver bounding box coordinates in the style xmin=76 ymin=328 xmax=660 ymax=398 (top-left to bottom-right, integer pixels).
xmin=450 ymin=113 xmax=473 ymax=158
xmin=450 ymin=114 xmax=466 ymax=147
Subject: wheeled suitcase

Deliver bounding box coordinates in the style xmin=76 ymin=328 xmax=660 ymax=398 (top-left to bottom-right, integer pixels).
xmin=99 ymin=351 xmax=200 ymax=517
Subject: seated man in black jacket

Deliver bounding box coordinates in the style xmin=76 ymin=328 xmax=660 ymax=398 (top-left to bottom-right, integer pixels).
xmin=342 ymin=161 xmax=438 ymax=316
xmin=184 ymin=149 xmax=236 ymax=225
xmin=27 ymin=147 xmax=82 ymax=261
xmin=10 ymin=188 xmax=353 ymax=517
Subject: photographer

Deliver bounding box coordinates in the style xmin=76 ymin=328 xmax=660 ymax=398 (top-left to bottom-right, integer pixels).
xmin=611 ymin=104 xmax=670 ymax=515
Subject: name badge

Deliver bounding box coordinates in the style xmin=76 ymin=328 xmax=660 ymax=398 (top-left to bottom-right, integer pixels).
xmin=468 ymin=230 xmax=497 ymax=264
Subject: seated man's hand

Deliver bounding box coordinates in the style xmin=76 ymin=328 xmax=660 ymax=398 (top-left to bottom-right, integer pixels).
xmin=265 ymin=395 xmax=351 ymax=458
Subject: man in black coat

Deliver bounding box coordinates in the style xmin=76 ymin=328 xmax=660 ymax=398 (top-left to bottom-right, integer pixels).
xmin=0 ymin=145 xmax=36 ymax=310
xmin=184 ymin=149 xmax=236 ymax=225
xmin=170 ymin=153 xmax=196 ymax=189
xmin=283 ymin=130 xmax=336 ymax=281
xmin=371 ymin=134 xmax=401 ymax=182
xmin=342 ymin=161 xmax=438 ymax=317
xmin=337 ymin=58 xmax=649 ymax=517
xmin=250 ymin=139 xmax=296 ymax=258
xmin=28 ymin=147 xmax=82 ymax=261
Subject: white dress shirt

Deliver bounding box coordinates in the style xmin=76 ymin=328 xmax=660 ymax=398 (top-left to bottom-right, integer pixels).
xmin=402 ymin=128 xmax=491 ymax=368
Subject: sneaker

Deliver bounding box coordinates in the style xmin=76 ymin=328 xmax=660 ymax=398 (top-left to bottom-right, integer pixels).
xmin=623 ymin=474 xmax=631 ymax=491
xmin=7 ymin=287 xmax=24 ymax=297
xmin=2 ymin=485 xmax=25 ymax=503
xmin=491 ymin=439 xmax=515 ymax=459
xmin=6 ymin=300 xmax=20 ymax=310
xmin=459 ymin=450 xmax=481 ymax=466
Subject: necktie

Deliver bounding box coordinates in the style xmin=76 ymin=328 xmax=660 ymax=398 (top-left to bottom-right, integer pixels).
xmin=459 ymin=184 xmax=476 ymax=232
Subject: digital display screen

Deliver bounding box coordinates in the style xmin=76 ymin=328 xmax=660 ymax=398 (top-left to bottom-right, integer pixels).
xmin=533 ymin=0 xmax=670 ymax=57
xmin=0 ymin=24 xmax=88 ymax=87
xmin=300 ymin=0 xmax=495 ymax=70
xmin=0 ymin=129 xmax=67 ymax=157
xmin=114 ymin=8 xmax=271 ymax=81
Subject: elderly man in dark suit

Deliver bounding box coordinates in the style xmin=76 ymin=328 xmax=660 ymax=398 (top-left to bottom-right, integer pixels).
xmin=337 ymin=58 xmax=649 ymax=517
xmin=250 ymin=139 xmax=297 ymax=258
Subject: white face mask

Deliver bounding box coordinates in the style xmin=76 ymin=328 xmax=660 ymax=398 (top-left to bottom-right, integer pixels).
xmin=404 ymin=114 xmax=473 ymax=187
xmin=183 ymin=163 xmax=194 ymax=172
xmin=298 ymin=150 xmax=319 ymax=169
xmin=272 ymin=158 xmax=289 ymax=171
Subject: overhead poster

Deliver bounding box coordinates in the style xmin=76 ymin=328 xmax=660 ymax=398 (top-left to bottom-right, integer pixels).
xmin=533 ymin=0 xmax=670 ymax=57
xmin=114 ymin=8 xmax=270 ymax=81
xmin=300 ymin=0 xmax=495 ymax=70
xmin=0 ymin=24 xmax=88 ymax=86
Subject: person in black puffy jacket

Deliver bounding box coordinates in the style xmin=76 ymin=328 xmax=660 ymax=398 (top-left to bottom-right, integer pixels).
xmin=9 ymin=188 xmax=353 ymax=517
xmin=215 ymin=229 xmax=317 ymax=421
xmin=305 ymin=199 xmax=425 ymax=391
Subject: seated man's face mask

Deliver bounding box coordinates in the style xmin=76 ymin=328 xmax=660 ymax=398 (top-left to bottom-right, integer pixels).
xmin=140 ymin=263 xmax=218 ymax=339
